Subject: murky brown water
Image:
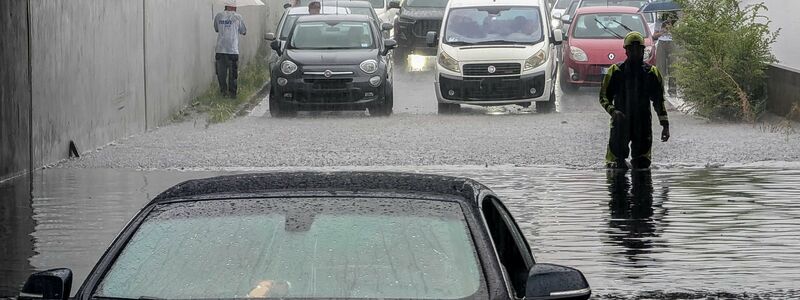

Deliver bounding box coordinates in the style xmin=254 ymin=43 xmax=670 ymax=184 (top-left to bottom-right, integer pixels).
xmin=2 ymin=166 xmax=800 ymax=299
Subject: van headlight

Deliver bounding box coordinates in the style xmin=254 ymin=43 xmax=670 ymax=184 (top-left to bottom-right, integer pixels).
xmin=281 ymin=61 xmax=298 ymax=75
xmin=524 ymin=49 xmax=547 ymax=71
xmin=438 ymin=51 xmax=460 ymax=73
xmin=360 ymin=60 xmax=378 ymax=74
xmin=644 ymin=46 xmax=653 ymax=61
xmin=570 ymin=46 xmax=588 ymax=62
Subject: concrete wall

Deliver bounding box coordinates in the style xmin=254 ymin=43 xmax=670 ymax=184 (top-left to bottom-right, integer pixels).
xmin=765 ymin=65 xmax=800 ymax=119
xmin=741 ymin=0 xmax=800 ymax=70
xmin=30 ymin=0 xmax=147 ymax=167
xmin=0 ymin=1 xmax=31 ymax=182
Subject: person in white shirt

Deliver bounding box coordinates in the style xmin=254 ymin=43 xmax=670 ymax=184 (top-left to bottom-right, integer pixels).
xmin=214 ymin=0 xmax=247 ymax=98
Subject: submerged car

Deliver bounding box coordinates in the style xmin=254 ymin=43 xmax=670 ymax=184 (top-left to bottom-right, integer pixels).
xmin=18 ymin=172 xmax=590 ymax=300
xmin=269 ymin=15 xmax=396 ymax=117
xmin=428 ymin=0 xmax=563 ymax=114
xmin=560 ymin=6 xmax=655 ymax=91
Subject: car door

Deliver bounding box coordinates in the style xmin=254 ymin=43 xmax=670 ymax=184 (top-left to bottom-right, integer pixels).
xmin=480 ymin=196 xmax=535 ymax=299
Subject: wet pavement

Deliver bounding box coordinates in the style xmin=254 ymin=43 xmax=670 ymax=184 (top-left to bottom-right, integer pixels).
xmin=2 ymin=166 xmax=800 ymax=299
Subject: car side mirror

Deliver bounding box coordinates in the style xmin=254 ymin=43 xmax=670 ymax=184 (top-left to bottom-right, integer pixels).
xmin=381 ymin=22 xmax=394 ymax=31
xmin=265 ymin=32 xmax=276 ymax=41
xmin=552 ymin=11 xmax=563 ymax=20
xmin=388 ymin=0 xmax=401 ymax=9
xmin=525 ymin=263 xmax=591 ymax=300
xmin=561 ymin=14 xmax=572 ymax=24
xmin=426 ymin=31 xmax=438 ymax=48
xmin=283 ymin=3 xmax=292 ymax=9
xmin=552 ymin=29 xmax=563 ymax=45
xmin=18 ymin=268 xmax=73 ymax=300
xmin=382 ymin=39 xmax=397 ymax=55
xmin=270 ymin=40 xmax=283 ymax=55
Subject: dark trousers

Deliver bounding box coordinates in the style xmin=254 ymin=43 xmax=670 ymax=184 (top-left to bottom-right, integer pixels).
xmin=216 ymin=53 xmax=239 ymax=97
xmin=606 ymin=119 xmax=653 ymax=169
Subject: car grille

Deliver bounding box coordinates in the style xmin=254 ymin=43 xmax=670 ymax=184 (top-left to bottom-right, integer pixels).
xmin=439 ymin=74 xmax=545 ymax=101
xmin=412 ymin=20 xmax=441 ymax=37
xmin=463 ymin=63 xmax=521 ymax=76
xmin=304 ymin=78 xmax=353 ymax=90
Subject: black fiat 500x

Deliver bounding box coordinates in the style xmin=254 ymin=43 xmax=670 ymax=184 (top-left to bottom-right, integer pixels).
xmin=269 ymin=15 xmax=397 ymax=117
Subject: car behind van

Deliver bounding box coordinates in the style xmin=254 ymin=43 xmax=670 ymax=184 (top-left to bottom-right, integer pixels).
xmin=427 ymin=0 xmax=563 ymax=114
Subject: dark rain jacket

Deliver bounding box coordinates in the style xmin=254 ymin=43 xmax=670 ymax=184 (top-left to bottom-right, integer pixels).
xmin=599 ymin=61 xmax=670 ymax=129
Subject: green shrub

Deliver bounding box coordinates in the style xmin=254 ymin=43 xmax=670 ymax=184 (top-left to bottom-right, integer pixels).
xmin=672 ymin=0 xmax=779 ymax=121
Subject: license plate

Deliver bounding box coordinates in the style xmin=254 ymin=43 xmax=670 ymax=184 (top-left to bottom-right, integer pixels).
xmin=600 ymin=67 xmax=609 ymax=75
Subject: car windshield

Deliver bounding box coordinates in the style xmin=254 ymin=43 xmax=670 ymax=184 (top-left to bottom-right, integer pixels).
xmin=572 ymin=13 xmax=648 ymax=38
xmin=93 ymin=198 xmax=484 ymax=300
xmin=406 ymin=0 xmax=449 ymax=8
xmin=290 ymin=21 xmax=375 ymax=49
xmin=302 ymin=0 xmax=385 ymax=9
xmin=444 ymin=6 xmax=543 ymax=46
xmin=281 ymin=7 xmax=351 ymax=39
xmin=349 ymin=7 xmax=379 ymax=19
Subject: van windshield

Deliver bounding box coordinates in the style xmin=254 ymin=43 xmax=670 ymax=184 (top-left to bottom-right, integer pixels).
xmin=443 ymin=6 xmax=543 ymax=46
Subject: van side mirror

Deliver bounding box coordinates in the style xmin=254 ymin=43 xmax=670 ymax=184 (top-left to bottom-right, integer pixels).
xmin=561 ymin=14 xmax=572 ymax=24
xmin=381 ymin=22 xmax=394 ymax=31
xmin=552 ymin=29 xmax=563 ymax=45
xmin=18 ymin=268 xmax=73 ymax=300
xmin=382 ymin=39 xmax=397 ymax=55
xmin=270 ymin=40 xmax=283 ymax=55
xmin=388 ymin=0 xmax=401 ymax=9
xmin=426 ymin=31 xmax=438 ymax=48
xmin=525 ymin=264 xmax=591 ymax=300
xmin=265 ymin=32 xmax=276 ymax=41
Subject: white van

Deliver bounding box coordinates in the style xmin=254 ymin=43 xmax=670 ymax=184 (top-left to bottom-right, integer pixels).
xmin=427 ymin=0 xmax=562 ymax=113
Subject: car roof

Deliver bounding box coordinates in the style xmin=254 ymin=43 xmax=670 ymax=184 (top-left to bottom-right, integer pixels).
xmin=288 ymin=6 xmax=350 ymax=15
xmin=449 ymin=0 xmax=547 ymax=8
xmin=152 ymin=172 xmax=492 ymax=207
xmin=575 ymin=5 xmax=641 ymax=14
xmin=296 ymin=14 xmax=373 ymax=22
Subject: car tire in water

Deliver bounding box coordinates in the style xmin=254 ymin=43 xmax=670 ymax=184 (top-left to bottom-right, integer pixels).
xmin=437 ymin=103 xmax=461 ymax=115
xmin=370 ymin=81 xmax=394 ymax=117
xmin=538 ymin=89 xmax=556 ymax=114
xmin=269 ymin=89 xmax=297 ymax=118
xmin=559 ymin=68 xmax=579 ymax=93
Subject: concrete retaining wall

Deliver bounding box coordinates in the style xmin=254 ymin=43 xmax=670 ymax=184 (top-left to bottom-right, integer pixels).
xmin=0 ymin=1 xmax=287 ymax=178
xmin=766 ymin=65 xmax=800 ymax=119
xmin=0 ymin=1 xmax=31 ymax=182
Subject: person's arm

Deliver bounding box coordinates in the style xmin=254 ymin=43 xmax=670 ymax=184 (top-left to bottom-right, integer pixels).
xmin=599 ymin=64 xmax=620 ymax=116
xmin=649 ymin=66 xmax=670 ymax=141
xmin=214 ymin=13 xmax=219 ymax=33
xmin=239 ymin=14 xmax=247 ymax=35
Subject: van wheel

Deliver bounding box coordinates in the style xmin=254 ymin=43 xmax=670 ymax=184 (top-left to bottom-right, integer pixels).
xmin=538 ymin=90 xmax=556 ymax=114
xmin=438 ymin=103 xmax=460 ymax=115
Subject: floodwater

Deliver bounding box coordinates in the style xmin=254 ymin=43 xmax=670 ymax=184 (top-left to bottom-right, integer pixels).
xmin=2 ymin=166 xmax=800 ymax=299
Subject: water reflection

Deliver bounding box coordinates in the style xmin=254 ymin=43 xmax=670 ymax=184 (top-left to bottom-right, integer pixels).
xmin=604 ymin=170 xmax=668 ymax=273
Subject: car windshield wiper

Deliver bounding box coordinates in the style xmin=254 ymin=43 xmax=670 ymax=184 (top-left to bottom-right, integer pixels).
xmin=472 ymin=40 xmax=521 ymax=45
xmin=608 ymin=19 xmax=634 ymax=33
xmin=594 ymin=18 xmax=624 ymax=39
xmin=445 ymin=41 xmax=475 ymax=46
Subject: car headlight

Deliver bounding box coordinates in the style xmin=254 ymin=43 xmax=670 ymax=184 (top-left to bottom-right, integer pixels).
xmin=281 ymin=60 xmax=298 ymax=75
xmin=570 ymin=46 xmax=588 ymax=62
xmin=644 ymin=46 xmax=653 ymax=61
xmin=524 ymin=49 xmax=547 ymax=71
xmin=360 ymin=60 xmax=379 ymax=74
xmin=438 ymin=51 xmax=460 ymax=73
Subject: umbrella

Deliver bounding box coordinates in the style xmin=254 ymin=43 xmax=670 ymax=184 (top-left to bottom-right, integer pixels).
xmin=640 ymin=1 xmax=681 ymax=13
xmin=219 ymin=0 xmax=265 ymax=7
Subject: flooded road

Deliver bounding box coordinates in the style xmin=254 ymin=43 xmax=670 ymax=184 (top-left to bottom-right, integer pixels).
xmin=2 ymin=166 xmax=800 ymax=299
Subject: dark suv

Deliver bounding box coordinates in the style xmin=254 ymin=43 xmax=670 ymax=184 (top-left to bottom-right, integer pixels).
xmin=389 ymin=0 xmax=448 ymax=62
xmin=269 ymin=15 xmax=397 ymax=117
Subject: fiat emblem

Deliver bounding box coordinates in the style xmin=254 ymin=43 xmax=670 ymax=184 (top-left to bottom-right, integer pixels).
xmin=487 ymin=65 xmax=496 ymax=74
xmin=608 ymin=53 xmax=616 ymax=60
xmin=323 ymin=70 xmax=333 ymax=78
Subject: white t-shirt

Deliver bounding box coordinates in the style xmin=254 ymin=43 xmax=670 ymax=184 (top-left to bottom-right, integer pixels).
xmin=214 ymin=11 xmax=247 ymax=54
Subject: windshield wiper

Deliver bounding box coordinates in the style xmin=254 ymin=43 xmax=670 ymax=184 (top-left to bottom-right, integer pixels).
xmin=472 ymin=40 xmax=520 ymax=45
xmin=445 ymin=41 xmax=475 ymax=46
xmin=594 ymin=18 xmax=624 ymax=39
xmin=608 ymin=19 xmax=634 ymax=33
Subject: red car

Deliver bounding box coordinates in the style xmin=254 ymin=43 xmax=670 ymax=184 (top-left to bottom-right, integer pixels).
xmin=560 ymin=6 xmax=656 ymax=92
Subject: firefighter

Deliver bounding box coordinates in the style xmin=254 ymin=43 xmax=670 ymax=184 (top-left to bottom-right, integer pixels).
xmin=600 ymin=31 xmax=671 ymax=170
